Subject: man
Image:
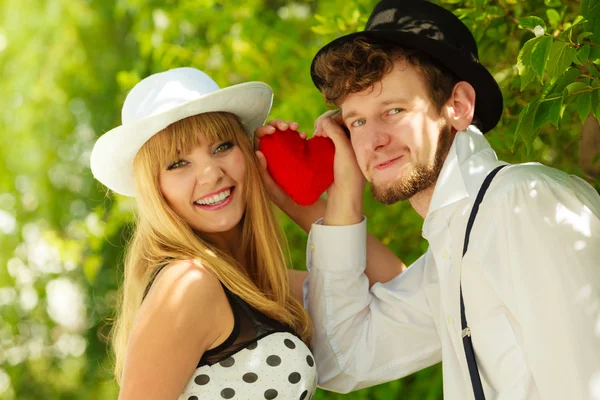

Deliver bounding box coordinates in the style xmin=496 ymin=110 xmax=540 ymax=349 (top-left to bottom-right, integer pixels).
xmin=301 ymin=1 xmax=600 ymax=399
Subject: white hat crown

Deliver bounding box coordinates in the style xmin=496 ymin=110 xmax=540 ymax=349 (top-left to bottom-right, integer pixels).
xmin=122 ymin=68 xmax=221 ymax=124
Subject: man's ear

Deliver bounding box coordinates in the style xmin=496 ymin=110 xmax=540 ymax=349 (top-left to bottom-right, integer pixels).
xmin=443 ymin=81 xmax=476 ymax=132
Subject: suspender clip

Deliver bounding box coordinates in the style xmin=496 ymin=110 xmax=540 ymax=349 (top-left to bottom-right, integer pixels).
xmin=462 ymin=327 xmax=471 ymax=338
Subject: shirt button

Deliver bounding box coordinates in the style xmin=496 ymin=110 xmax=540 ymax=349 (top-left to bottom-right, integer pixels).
xmin=447 ymin=315 xmax=453 ymax=325
xmin=442 ymin=249 xmax=450 ymax=260
xmin=310 ymin=244 xmax=315 ymax=252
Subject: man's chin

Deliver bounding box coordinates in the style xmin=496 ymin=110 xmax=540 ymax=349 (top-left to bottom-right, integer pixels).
xmin=370 ymin=180 xmax=410 ymax=204
xmin=370 ymin=175 xmax=437 ymax=204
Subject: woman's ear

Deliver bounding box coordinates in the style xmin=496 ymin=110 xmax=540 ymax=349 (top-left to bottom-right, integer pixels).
xmin=443 ymin=81 xmax=476 ymax=132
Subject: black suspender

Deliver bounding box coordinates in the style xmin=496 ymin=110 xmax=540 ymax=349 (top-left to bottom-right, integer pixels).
xmin=460 ymin=165 xmax=506 ymax=400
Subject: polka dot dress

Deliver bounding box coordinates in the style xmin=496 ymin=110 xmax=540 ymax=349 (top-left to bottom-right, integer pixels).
xmin=179 ymin=332 xmax=317 ymax=399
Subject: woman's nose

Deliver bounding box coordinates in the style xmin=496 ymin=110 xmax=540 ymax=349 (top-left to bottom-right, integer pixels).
xmin=195 ymin=163 xmax=224 ymax=186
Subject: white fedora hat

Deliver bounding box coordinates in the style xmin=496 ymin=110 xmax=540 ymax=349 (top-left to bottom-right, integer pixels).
xmin=90 ymin=67 xmax=273 ymax=197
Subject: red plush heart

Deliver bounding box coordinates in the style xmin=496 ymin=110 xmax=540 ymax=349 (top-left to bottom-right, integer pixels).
xmin=259 ymin=129 xmax=335 ymax=206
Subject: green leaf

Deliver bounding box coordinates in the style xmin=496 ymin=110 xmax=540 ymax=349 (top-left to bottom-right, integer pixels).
xmin=336 ymin=17 xmax=347 ymax=31
xmin=311 ymin=24 xmax=337 ymax=35
xmin=535 ymin=96 xmax=564 ymax=128
xmin=546 ymin=41 xmax=578 ymax=81
xmin=348 ymin=9 xmax=360 ymax=24
xmin=592 ymin=90 xmax=600 ymax=120
xmin=573 ymin=15 xmax=586 ymax=26
xmin=518 ymin=37 xmax=539 ymax=90
xmin=519 ymin=16 xmax=546 ymax=31
xmin=546 ymin=9 xmax=561 ymax=28
xmin=314 ymin=14 xmax=329 ymax=24
xmin=515 ymin=99 xmax=541 ymax=152
xmin=544 ymin=0 xmax=561 ymax=7
xmin=565 ymin=81 xmax=589 ymax=94
xmin=589 ymin=46 xmax=600 ymax=63
xmin=582 ymin=0 xmax=600 ymax=41
xmin=578 ymin=45 xmax=591 ymax=64
xmin=577 ymin=31 xmax=594 ymax=43
xmin=550 ymin=68 xmax=583 ymax=94
xmin=530 ymin=36 xmax=553 ymax=80
xmin=577 ymin=91 xmax=593 ymax=123
xmin=558 ymin=23 xmax=576 ymax=41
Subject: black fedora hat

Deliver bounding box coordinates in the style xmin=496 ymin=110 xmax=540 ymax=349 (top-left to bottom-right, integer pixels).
xmin=310 ymin=0 xmax=503 ymax=133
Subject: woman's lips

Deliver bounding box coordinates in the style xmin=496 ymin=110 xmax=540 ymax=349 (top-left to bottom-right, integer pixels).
xmin=194 ymin=187 xmax=235 ymax=211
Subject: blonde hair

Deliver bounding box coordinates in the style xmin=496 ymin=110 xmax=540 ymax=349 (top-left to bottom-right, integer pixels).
xmin=111 ymin=112 xmax=312 ymax=383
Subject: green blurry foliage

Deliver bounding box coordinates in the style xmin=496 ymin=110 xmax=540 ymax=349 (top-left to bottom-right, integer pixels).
xmin=0 ymin=0 xmax=597 ymax=398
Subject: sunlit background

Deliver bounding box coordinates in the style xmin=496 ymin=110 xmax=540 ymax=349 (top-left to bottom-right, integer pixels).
xmin=0 ymin=0 xmax=597 ymax=399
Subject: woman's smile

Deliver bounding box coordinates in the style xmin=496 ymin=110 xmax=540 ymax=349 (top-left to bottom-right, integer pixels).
xmin=194 ymin=187 xmax=235 ymax=211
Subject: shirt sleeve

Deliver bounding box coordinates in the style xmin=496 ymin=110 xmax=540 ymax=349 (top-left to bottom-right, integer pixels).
xmin=305 ymin=217 xmax=442 ymax=393
xmin=480 ymin=173 xmax=600 ymax=400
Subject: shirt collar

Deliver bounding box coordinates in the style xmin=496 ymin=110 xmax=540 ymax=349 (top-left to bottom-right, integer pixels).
xmin=423 ymin=125 xmax=505 ymax=238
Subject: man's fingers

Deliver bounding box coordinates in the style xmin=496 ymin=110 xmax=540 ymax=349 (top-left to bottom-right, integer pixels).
xmin=314 ymin=110 xmax=340 ymax=130
xmin=320 ymin=117 xmax=349 ymax=146
xmin=331 ymin=110 xmax=343 ymax=125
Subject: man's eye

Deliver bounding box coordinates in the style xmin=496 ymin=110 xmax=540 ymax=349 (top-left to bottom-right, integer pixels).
xmin=388 ymin=108 xmax=403 ymax=115
xmin=214 ymin=141 xmax=234 ymax=154
xmin=167 ymin=160 xmax=186 ymax=170
xmin=351 ymin=119 xmax=366 ymax=127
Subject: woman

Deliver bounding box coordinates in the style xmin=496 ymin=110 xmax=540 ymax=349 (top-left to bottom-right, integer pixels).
xmin=90 ymin=67 xmax=317 ymax=399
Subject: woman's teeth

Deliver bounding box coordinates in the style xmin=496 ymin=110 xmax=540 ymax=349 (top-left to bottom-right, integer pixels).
xmin=195 ymin=189 xmax=231 ymax=206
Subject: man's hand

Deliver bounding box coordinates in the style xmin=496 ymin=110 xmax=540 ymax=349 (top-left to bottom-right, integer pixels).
xmin=314 ymin=110 xmax=365 ymax=226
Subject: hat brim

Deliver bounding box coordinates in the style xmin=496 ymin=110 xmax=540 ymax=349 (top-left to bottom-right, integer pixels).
xmin=310 ymin=30 xmax=503 ymax=134
xmin=90 ymin=82 xmax=273 ymax=197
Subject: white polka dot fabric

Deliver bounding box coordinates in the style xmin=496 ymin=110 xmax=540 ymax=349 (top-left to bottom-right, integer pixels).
xmin=179 ymin=332 xmax=317 ymax=400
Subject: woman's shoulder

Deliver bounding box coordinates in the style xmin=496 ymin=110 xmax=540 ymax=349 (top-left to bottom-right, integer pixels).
xmin=140 ymin=259 xmax=232 ymax=342
xmin=149 ymin=259 xmax=223 ymax=300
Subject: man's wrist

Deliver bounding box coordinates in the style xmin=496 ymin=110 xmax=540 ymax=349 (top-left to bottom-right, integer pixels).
xmin=322 ymin=198 xmax=362 ymax=226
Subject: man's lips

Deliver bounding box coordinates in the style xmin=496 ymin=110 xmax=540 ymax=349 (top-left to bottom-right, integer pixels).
xmin=375 ymin=156 xmax=404 ymax=170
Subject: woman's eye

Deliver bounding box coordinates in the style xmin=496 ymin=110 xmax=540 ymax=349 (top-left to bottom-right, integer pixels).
xmin=388 ymin=108 xmax=403 ymax=115
xmin=167 ymin=160 xmax=186 ymax=170
xmin=214 ymin=141 xmax=234 ymax=154
xmin=351 ymin=119 xmax=366 ymax=127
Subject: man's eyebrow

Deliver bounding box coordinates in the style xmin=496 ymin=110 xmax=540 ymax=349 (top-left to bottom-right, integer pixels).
xmin=380 ymin=98 xmax=409 ymax=106
xmin=343 ymin=110 xmax=359 ymax=121
xmin=343 ymin=98 xmax=409 ymax=121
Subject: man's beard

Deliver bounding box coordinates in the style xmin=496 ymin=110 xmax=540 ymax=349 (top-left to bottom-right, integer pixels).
xmin=371 ymin=124 xmax=454 ymax=205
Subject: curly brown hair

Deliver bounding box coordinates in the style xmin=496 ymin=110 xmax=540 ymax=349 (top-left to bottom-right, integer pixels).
xmin=313 ymin=36 xmax=462 ymax=115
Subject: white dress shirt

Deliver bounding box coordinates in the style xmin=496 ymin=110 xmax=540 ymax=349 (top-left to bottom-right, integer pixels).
xmin=305 ymin=126 xmax=600 ymax=400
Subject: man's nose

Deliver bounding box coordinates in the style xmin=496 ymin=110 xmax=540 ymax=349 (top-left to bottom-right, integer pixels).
xmin=370 ymin=128 xmax=391 ymax=152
